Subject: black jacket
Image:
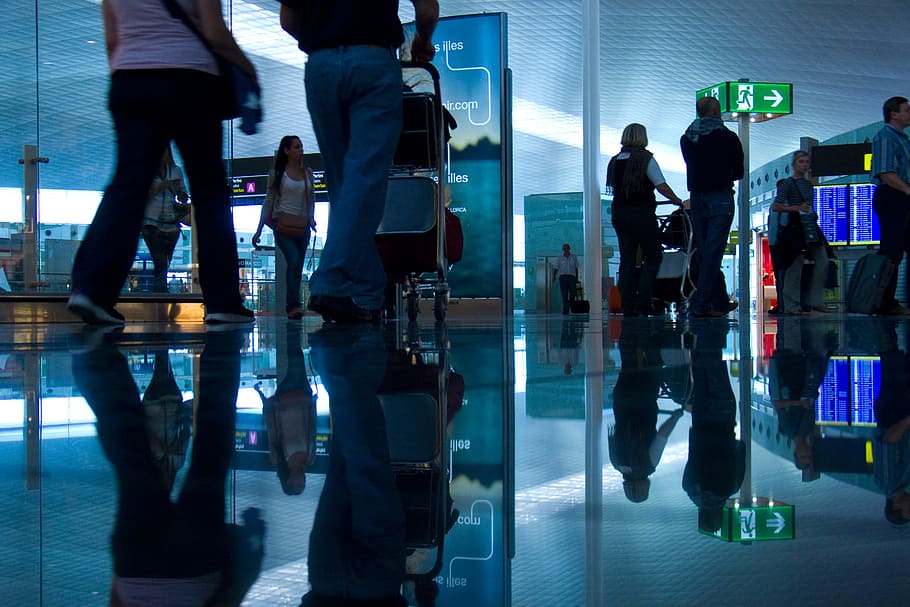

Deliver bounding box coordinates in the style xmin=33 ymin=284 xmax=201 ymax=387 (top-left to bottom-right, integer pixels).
xmin=680 ymin=127 xmax=744 ymax=193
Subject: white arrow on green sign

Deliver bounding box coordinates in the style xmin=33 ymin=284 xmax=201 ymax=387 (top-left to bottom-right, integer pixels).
xmin=696 ymin=81 xmax=793 ymax=116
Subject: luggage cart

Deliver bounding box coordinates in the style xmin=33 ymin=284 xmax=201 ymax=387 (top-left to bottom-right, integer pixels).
xmin=377 ymin=341 xmax=454 ymax=580
xmin=653 ymin=204 xmax=696 ymax=314
xmin=376 ymin=62 xmax=455 ymax=322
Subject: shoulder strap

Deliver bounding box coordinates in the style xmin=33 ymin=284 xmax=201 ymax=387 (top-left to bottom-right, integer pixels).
xmin=161 ymin=0 xmax=216 ymax=55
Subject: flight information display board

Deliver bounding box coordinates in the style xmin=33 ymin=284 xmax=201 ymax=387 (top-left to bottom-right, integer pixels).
xmin=815 ymin=357 xmax=849 ymax=425
xmin=814 ymin=185 xmax=849 ymax=246
xmin=849 ymin=184 xmax=880 ymax=245
xmin=850 ymin=356 xmax=880 ymax=426
xmin=815 ymin=356 xmax=879 ymax=426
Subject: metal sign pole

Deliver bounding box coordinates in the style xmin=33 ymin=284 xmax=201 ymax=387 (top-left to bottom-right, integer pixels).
xmin=737 ymin=110 xmax=753 ymax=506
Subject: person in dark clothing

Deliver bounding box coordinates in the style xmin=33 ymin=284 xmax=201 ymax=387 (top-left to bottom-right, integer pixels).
xmin=74 ymin=330 xmax=264 ymax=606
xmin=769 ymin=317 xmax=833 ymax=477
xmin=280 ymin=0 xmax=438 ymax=323
xmin=68 ymin=0 xmax=258 ymax=326
xmin=872 ymin=321 xmax=910 ymax=525
xmin=682 ymin=320 xmax=746 ymax=532
xmin=609 ymin=319 xmax=686 ymax=502
xmin=680 ymin=97 xmax=744 ymax=318
xmin=871 ymin=95 xmax=910 ymax=315
xmin=607 ymin=123 xmax=685 ymax=317
xmin=302 ymin=324 xmax=407 ymax=606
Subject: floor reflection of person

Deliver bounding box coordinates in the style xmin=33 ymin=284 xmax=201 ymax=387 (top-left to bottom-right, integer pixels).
xmin=682 ymin=320 xmax=745 ymax=532
xmin=873 ymin=321 xmax=910 ymax=526
xmin=141 ymin=349 xmax=193 ymax=490
xmin=260 ymin=325 xmax=316 ymax=495
xmin=142 ymin=146 xmax=190 ymax=293
xmin=556 ymin=318 xmax=583 ymax=375
xmin=73 ymin=330 xmax=264 ymax=606
xmin=609 ymin=319 xmax=685 ymax=502
xmin=301 ymin=325 xmax=406 ymax=606
xmin=769 ymin=317 xmax=832 ymax=478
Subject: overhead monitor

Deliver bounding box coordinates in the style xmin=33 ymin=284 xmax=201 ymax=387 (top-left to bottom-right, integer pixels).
xmin=849 ymin=184 xmax=880 ymax=245
xmin=813 ymin=185 xmax=849 ymax=246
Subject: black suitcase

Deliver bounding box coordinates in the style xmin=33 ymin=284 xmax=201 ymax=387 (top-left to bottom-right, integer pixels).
xmin=570 ymin=300 xmax=590 ymax=314
xmin=846 ymin=253 xmax=895 ymax=314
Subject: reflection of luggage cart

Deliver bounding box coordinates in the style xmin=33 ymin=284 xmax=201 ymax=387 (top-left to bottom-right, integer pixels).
xmin=652 ymin=205 xmax=696 ymax=313
xmin=378 ymin=344 xmax=454 ymax=579
xmin=376 ymin=62 xmax=460 ymax=322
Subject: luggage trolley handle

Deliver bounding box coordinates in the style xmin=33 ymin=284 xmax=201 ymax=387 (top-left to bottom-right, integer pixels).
xmin=399 ymin=61 xmax=448 ymax=283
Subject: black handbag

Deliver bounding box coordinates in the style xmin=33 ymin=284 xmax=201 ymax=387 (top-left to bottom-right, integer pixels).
xmin=161 ymin=0 xmax=262 ymax=135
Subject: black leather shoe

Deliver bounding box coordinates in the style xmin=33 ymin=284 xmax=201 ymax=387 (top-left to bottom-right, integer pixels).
xmin=308 ymin=294 xmax=373 ymax=323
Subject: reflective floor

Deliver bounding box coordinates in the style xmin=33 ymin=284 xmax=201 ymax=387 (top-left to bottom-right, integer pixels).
xmin=2 ymin=312 xmax=909 ymax=606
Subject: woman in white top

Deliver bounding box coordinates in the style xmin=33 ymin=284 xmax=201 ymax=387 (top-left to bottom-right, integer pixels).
xmin=141 ymin=146 xmax=190 ymax=292
xmin=68 ymin=0 xmax=258 ymax=325
xmin=253 ymin=136 xmax=317 ymax=319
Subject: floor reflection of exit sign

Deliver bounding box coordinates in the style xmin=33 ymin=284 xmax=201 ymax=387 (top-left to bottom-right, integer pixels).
xmin=701 ymin=499 xmax=795 ymax=542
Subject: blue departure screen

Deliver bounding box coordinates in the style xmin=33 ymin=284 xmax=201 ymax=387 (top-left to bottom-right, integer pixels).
xmin=815 ymin=357 xmax=850 ymax=424
xmin=850 ymin=356 xmax=880 ymax=426
xmin=850 ymin=184 xmax=880 ymax=245
xmin=814 ymin=185 xmax=849 ymax=245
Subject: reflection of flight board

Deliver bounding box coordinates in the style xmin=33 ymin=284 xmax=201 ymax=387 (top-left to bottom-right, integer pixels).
xmin=815 ymin=356 xmax=878 ymax=427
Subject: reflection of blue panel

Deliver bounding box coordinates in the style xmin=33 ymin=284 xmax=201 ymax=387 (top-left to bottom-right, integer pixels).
xmin=850 ymin=184 xmax=880 ymax=245
xmin=814 ymin=185 xmax=849 ymax=245
xmin=850 ymin=357 xmax=880 ymax=426
xmin=816 ymin=357 xmax=849 ymax=424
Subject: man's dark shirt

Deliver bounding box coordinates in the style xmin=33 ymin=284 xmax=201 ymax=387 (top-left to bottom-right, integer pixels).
xmin=294 ymin=0 xmax=405 ymax=53
xmin=680 ymin=127 xmax=744 ymax=193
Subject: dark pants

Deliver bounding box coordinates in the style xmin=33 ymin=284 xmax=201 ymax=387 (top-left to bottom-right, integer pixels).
xmin=874 ymin=183 xmax=910 ymax=310
xmin=71 ymin=69 xmax=243 ymax=312
xmin=141 ymin=226 xmax=180 ymax=293
xmin=612 ymin=206 xmax=663 ymax=315
xmin=558 ymin=274 xmax=577 ymax=314
xmin=690 ymin=191 xmax=735 ymax=313
xmin=73 ymin=334 xmax=240 ymax=578
xmin=275 ymin=231 xmax=311 ymax=312
xmin=307 ymin=327 xmax=405 ymax=600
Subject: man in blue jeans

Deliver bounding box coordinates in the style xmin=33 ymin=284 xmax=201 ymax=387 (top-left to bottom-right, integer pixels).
xmin=680 ymin=96 xmax=744 ymax=318
xmin=280 ymin=0 xmax=439 ymax=323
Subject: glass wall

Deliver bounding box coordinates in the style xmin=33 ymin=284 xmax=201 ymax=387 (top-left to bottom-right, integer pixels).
xmin=1 ymin=2 xmax=321 ymax=298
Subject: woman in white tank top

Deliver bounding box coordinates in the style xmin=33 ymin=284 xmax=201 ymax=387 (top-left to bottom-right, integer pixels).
xmin=254 ymin=136 xmax=317 ymax=319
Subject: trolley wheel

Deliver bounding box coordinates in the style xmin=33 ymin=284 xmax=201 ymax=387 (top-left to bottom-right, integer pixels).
xmin=434 ymin=292 xmax=447 ymax=321
xmin=407 ymin=293 xmax=419 ymax=321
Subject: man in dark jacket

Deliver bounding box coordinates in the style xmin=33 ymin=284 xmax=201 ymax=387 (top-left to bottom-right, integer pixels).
xmin=680 ymin=97 xmax=744 ymax=317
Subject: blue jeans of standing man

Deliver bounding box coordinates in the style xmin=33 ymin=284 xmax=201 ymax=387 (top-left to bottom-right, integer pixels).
xmin=304 ymin=46 xmax=403 ymax=311
xmin=690 ymin=190 xmax=734 ymax=314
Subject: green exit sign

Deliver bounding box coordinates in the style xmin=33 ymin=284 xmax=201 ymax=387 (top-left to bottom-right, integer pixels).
xmin=697 ymin=81 xmax=793 ymax=120
xmin=702 ymin=498 xmax=796 ymax=542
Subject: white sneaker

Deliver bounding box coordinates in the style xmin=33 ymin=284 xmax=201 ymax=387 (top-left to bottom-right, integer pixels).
xmin=204 ymin=306 xmax=255 ymax=324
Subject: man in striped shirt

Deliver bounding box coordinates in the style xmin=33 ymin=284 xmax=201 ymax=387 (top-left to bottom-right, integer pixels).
xmin=871 ymin=95 xmax=910 ymax=314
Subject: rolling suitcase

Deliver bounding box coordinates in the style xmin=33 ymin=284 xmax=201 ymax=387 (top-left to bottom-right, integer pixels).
xmin=845 ymin=253 xmax=895 ymax=314
xmin=570 ymin=300 xmax=590 ymax=313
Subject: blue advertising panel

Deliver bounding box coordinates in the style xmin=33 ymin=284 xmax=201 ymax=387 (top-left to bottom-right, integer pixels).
xmin=814 ymin=185 xmax=848 ymax=246
xmin=404 ymin=13 xmax=508 ymax=298
xmin=850 ymin=184 xmax=880 ymax=245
